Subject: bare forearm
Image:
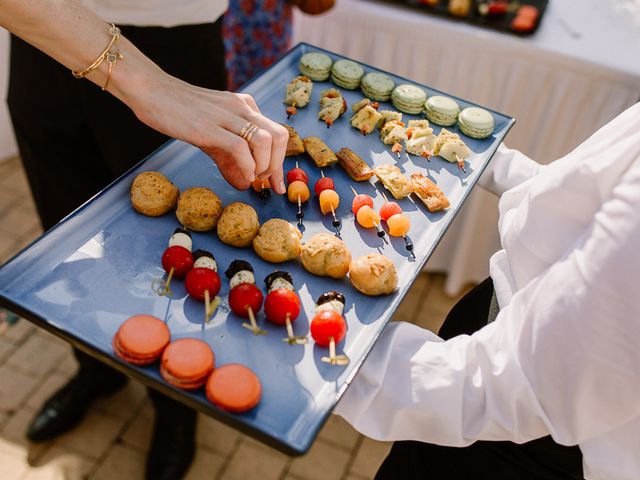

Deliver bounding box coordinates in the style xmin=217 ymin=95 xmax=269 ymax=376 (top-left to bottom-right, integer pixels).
xmin=0 ymin=0 xmax=157 ymax=111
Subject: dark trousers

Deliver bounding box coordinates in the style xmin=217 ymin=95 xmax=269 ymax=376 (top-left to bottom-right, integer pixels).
xmin=376 ymin=278 xmax=584 ymax=480
xmin=7 ymin=21 xmax=227 ymax=415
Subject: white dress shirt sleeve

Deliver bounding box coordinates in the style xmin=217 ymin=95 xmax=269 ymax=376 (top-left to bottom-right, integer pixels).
xmin=334 ymin=159 xmax=640 ymax=447
xmin=477 ymin=143 xmax=541 ymax=197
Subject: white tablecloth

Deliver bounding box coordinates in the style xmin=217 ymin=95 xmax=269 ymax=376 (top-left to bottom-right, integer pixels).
xmin=293 ymin=0 xmax=640 ymax=294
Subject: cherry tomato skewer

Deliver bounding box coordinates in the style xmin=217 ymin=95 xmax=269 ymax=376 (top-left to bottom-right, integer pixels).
xmin=311 ymin=310 xmax=349 ymax=366
xmin=229 ymin=281 xmax=267 ymax=335
xmin=153 ymin=232 xmax=194 ymax=297
xmin=380 ymin=191 xmax=416 ymax=259
xmin=264 ymin=287 xmax=307 ymax=345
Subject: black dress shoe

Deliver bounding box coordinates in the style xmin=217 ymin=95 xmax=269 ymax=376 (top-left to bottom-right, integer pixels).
xmin=26 ymin=371 xmax=128 ymax=442
xmin=145 ymin=394 xmax=197 ymax=480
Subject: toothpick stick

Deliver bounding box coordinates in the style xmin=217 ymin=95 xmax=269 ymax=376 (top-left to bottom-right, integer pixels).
xmin=242 ymin=306 xmax=268 ymax=335
xmin=350 ymin=185 xmax=358 ymax=196
xmin=454 ymin=153 xmax=467 ymax=173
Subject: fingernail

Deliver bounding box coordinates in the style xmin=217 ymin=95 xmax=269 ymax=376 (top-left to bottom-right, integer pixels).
xmin=248 ymin=174 xmax=256 ymax=183
xmin=279 ymin=181 xmax=286 ymax=193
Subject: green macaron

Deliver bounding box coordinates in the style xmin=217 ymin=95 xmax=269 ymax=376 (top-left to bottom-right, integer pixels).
xmin=361 ymin=72 xmax=396 ymax=101
xmin=458 ymin=107 xmax=495 ymax=139
xmin=425 ymin=96 xmax=460 ymax=126
xmin=299 ymin=52 xmax=333 ymax=81
xmin=391 ymin=84 xmax=427 ymax=115
xmin=331 ymin=59 xmax=365 ymax=90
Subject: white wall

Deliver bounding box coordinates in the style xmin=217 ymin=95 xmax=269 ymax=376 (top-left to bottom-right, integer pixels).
xmin=0 ymin=29 xmax=18 ymax=162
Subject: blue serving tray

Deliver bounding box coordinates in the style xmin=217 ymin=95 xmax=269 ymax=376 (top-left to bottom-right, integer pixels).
xmin=0 ymin=43 xmax=514 ymax=455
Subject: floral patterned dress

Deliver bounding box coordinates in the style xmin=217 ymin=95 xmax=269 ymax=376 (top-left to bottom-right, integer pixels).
xmin=223 ymin=0 xmax=293 ymax=91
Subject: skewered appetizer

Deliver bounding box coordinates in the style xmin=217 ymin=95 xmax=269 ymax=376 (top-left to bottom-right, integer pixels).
xmin=351 ymin=98 xmax=372 ymax=113
xmin=373 ymin=164 xmax=413 ymax=199
xmin=130 ymin=171 xmax=179 ymax=217
xmin=155 ymin=227 xmax=194 ymax=296
xmin=251 ymin=176 xmax=271 ymax=201
xmin=315 ymin=171 xmax=341 ymax=235
xmin=282 ymin=124 xmax=305 ymax=156
xmin=350 ymin=188 xmax=389 ymax=245
xmin=264 ymin=271 xmax=306 ymax=344
xmin=379 ymin=192 xmax=415 ymax=258
xmin=253 ymin=218 xmax=303 ymax=263
xmin=216 ymin=202 xmax=260 ymax=248
xmin=377 ymin=110 xmax=402 ymax=129
xmin=405 ymin=119 xmax=438 ymax=158
xmin=349 ymin=253 xmax=398 ymax=296
xmin=175 ymin=187 xmax=223 ymax=231
xmin=318 ymin=88 xmax=346 ymax=127
xmin=185 ymin=250 xmax=221 ymax=324
xmin=284 ymin=75 xmax=313 ymax=118
xmin=301 ymin=233 xmax=351 ymax=279
xmin=287 ymin=163 xmax=311 ymax=226
xmin=350 ymin=105 xmax=383 ymax=135
xmin=225 ymin=260 xmax=266 ymax=335
xmin=336 ymin=147 xmax=373 ymax=182
xmin=410 ymin=173 xmax=451 ymax=212
xmin=380 ymin=119 xmax=407 ymax=157
xmin=434 ymin=128 xmax=471 ymax=172
xmin=310 ymin=292 xmax=349 ymax=366
xmin=303 ymin=136 xmax=338 ymax=168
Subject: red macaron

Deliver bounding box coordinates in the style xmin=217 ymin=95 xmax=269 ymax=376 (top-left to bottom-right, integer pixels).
xmin=113 ymin=314 xmax=170 ymax=366
xmin=205 ymin=363 xmax=262 ymax=413
xmin=160 ymin=338 xmax=215 ymax=390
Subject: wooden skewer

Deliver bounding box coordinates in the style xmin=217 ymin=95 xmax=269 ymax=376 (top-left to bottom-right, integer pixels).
xmin=286 ymin=101 xmax=297 ymax=119
xmin=282 ymin=313 xmax=308 ymax=345
xmin=403 ymin=236 xmax=416 ymax=259
xmin=350 ymin=186 xmax=358 ymax=196
xmin=454 ymin=153 xmax=467 ymax=173
xmin=204 ymin=290 xmax=212 ymax=324
xmin=321 ymin=337 xmax=350 ymax=365
xmin=242 ymin=306 xmax=268 ymax=335
xmin=153 ymin=266 xmax=174 ymax=297
xmin=296 ymin=195 xmax=304 ymax=226
xmin=330 ymin=203 xmax=341 ymax=237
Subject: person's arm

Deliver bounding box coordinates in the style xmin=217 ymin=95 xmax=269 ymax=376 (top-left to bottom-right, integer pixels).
xmin=335 ymin=158 xmax=640 ymax=446
xmin=477 ymin=143 xmax=541 ymax=197
xmin=0 ymin=0 xmax=288 ymax=193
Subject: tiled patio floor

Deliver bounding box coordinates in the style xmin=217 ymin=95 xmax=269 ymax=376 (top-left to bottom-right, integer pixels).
xmin=0 ymin=156 xmax=472 ymax=480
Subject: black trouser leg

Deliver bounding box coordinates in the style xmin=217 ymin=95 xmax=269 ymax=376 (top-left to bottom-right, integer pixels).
xmin=375 ymin=278 xmax=584 ymax=480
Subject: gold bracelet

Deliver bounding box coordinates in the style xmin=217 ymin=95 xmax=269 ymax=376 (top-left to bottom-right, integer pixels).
xmin=72 ymin=24 xmax=124 ymax=91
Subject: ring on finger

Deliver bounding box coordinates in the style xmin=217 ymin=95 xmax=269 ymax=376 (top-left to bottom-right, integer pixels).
xmin=239 ymin=122 xmax=260 ymax=143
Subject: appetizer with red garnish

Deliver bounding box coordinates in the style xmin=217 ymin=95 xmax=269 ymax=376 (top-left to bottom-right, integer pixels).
xmin=185 ymin=250 xmax=221 ymax=324
xmin=154 ymin=227 xmax=194 ymax=297
xmin=284 ymin=75 xmax=313 ymax=118
xmin=225 ymin=260 xmax=267 ymax=335
xmin=379 ymin=192 xmax=415 ymax=258
xmin=287 ymin=162 xmax=311 ymax=227
xmin=310 ymin=291 xmax=349 ymax=365
xmin=251 ymin=176 xmax=271 ymax=201
xmin=350 ymin=187 xmax=388 ymax=245
xmin=264 ymin=271 xmax=307 ymax=345
xmin=318 ymin=88 xmax=346 ymax=128
xmin=315 ymin=171 xmax=341 ymax=236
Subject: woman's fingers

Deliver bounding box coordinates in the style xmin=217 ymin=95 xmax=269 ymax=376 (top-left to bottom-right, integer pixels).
xmin=201 ymin=128 xmax=256 ymax=189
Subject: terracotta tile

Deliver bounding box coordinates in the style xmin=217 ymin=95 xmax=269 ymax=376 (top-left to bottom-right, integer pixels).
xmin=0 ymin=204 xmax=40 ymax=239
xmin=3 ymin=319 xmax=36 ymax=345
xmin=221 ymin=440 xmax=288 ymax=480
xmin=0 ymin=444 xmax=30 ymax=479
xmin=0 ymin=364 xmax=40 ymax=411
xmin=0 ymin=229 xmax=21 ymax=263
xmin=392 ymin=273 xmax=433 ymax=322
xmin=56 ymin=409 xmax=124 ymax=459
xmin=0 ymin=180 xmax=23 ymax=214
xmin=184 ymin=448 xmax=227 ymax=480
xmin=26 ymin=372 xmax=72 ymax=411
xmin=197 ymin=414 xmax=241 ymax=455
xmin=0 ymin=408 xmax=50 ymax=459
xmin=288 ymin=439 xmax=350 ymax=480
xmin=121 ymin=407 xmax=153 ymax=451
xmin=7 ymin=331 xmax=69 ymax=377
xmin=94 ymin=380 xmax=147 ymax=420
xmin=349 ymin=438 xmax=392 ymax=479
xmin=0 ymin=165 xmax=31 ymax=196
xmin=0 ymin=337 xmax=17 ymax=364
xmin=92 ymin=444 xmax=145 ymax=480
xmin=22 ymin=445 xmax=95 ymax=480
xmin=55 ymin=350 xmax=79 ymax=376
xmin=317 ymin=415 xmax=360 ymax=450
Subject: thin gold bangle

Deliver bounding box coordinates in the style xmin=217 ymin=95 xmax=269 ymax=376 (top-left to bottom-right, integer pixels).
xmin=72 ymin=24 xmax=124 ymax=91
